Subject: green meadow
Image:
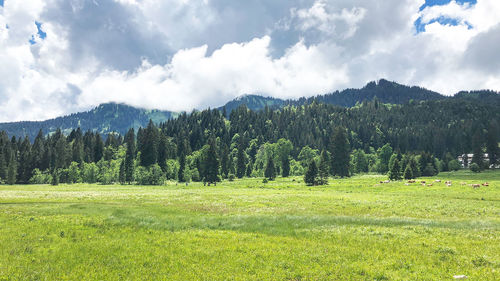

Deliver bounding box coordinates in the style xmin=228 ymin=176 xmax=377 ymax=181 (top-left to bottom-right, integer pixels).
xmin=0 ymin=170 xmax=499 ymax=280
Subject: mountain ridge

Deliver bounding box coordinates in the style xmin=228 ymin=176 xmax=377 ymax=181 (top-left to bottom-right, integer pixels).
xmin=0 ymin=103 xmax=177 ymax=140
xmin=1 ymin=79 xmax=498 ymax=139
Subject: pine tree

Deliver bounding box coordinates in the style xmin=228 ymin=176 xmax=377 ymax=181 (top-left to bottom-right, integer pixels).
xmin=330 ymin=127 xmax=350 ymax=177
xmin=32 ymin=129 xmax=45 ymax=169
xmin=204 ymin=138 xmax=220 ymax=184
xmin=0 ymin=150 xmax=6 ymax=181
xmin=18 ymin=136 xmax=32 ymax=183
xmin=220 ymin=144 xmax=229 ymax=179
xmin=140 ymin=120 xmax=159 ymax=167
xmin=281 ymin=156 xmax=290 ymax=177
xmin=352 ymin=149 xmax=368 ymax=173
xmin=124 ymin=129 xmax=135 ymax=183
xmin=388 ymin=154 xmax=397 ymax=174
xmin=403 ymin=165 xmax=413 ymax=180
xmin=276 ymin=138 xmax=292 ymax=177
xmin=7 ymin=151 xmax=17 ymax=185
xmin=54 ymin=133 xmax=69 ymax=169
xmin=228 ymin=155 xmax=235 ymax=175
xmin=264 ymin=156 xmax=276 ymax=180
xmin=41 ymin=146 xmax=51 ymax=171
xmin=157 ymin=133 xmax=168 ymax=171
xmin=304 ymin=160 xmax=318 ymax=186
xmin=377 ymin=144 xmax=393 ymax=174
xmin=236 ymin=138 xmax=246 ymax=178
xmin=119 ymin=160 xmax=126 ymax=184
xmin=72 ymin=137 xmax=84 ymax=164
xmin=471 ymin=130 xmax=485 ymax=170
xmin=94 ymin=134 xmax=104 ymax=162
xmin=246 ymin=160 xmax=253 ymax=177
xmin=177 ymin=135 xmax=189 ymax=182
xmin=177 ymin=154 xmax=187 ymax=182
xmin=51 ymin=170 xmax=59 ymax=186
xmin=419 ymin=152 xmax=437 ymax=176
xmin=399 ymin=154 xmax=408 ymax=174
xmin=178 ymin=153 xmax=186 ymax=182
xmin=318 ymin=150 xmax=329 ymax=185
xmin=83 ymin=131 xmax=95 ymax=163
xmin=388 ymin=158 xmax=401 ymax=180
xmin=486 ymin=120 xmax=499 ymax=167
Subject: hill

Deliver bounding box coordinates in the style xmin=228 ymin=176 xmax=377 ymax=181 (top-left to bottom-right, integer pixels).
xmin=0 ymin=79 xmax=497 ymax=139
xmin=218 ymin=95 xmax=286 ymax=116
xmin=0 ymin=103 xmax=177 ymax=140
xmin=295 ymin=79 xmax=445 ymax=107
xmin=219 ymin=79 xmax=446 ymax=114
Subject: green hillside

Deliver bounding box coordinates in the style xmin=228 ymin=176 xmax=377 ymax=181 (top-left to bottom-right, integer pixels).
xmin=0 ymin=103 xmax=177 ymax=140
xmin=0 ymin=79 xmax=497 ymax=140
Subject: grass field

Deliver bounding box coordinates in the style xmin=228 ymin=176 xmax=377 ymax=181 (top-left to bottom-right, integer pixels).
xmin=1 ymin=170 xmax=499 ymax=280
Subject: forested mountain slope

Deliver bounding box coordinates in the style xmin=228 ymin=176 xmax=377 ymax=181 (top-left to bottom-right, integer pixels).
xmin=218 ymin=95 xmax=286 ymax=115
xmin=1 ymin=91 xmax=498 ymax=185
xmin=293 ymin=79 xmax=445 ymax=107
xmin=219 ymin=79 xmax=446 ymax=114
xmin=0 ymin=79 xmax=496 ymax=140
xmin=164 ymin=95 xmax=500 ymax=159
xmin=0 ymin=103 xmax=177 ymax=140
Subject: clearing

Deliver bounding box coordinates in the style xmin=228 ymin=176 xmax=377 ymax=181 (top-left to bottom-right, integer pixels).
xmin=0 ymin=170 xmax=499 ymax=280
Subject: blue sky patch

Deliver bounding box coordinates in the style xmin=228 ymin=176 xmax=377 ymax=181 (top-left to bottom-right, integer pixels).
xmin=415 ymin=0 xmax=476 ymax=33
xmin=0 ymin=0 xmax=4 ymax=7
xmin=419 ymin=0 xmax=477 ymax=11
xmin=30 ymin=21 xmax=47 ymax=44
xmin=36 ymin=22 xmax=47 ymax=39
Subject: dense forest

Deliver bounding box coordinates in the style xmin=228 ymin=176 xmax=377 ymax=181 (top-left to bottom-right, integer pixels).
xmin=0 ymin=103 xmax=177 ymax=140
xmin=0 ymin=79 xmax=454 ymax=139
xmin=0 ymin=92 xmax=498 ymax=185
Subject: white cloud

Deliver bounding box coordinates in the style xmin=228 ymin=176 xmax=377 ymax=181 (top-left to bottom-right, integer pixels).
xmin=0 ymin=0 xmax=499 ymax=122
xmin=292 ymin=1 xmax=366 ymax=39
xmin=78 ymin=36 xmax=348 ymax=112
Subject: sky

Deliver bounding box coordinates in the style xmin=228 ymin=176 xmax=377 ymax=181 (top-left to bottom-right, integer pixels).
xmin=0 ymin=0 xmax=499 ymax=122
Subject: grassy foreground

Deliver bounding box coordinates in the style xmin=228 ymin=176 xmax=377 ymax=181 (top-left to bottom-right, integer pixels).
xmin=0 ymin=171 xmax=499 ymax=280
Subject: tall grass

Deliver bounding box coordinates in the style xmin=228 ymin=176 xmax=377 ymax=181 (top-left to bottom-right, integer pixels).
xmin=0 ymin=170 xmax=499 ymax=280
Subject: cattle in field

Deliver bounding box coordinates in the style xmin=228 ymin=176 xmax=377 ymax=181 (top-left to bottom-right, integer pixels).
xmin=435 ymin=180 xmax=441 ymax=183
xmin=445 ymin=181 xmax=452 ymax=185
xmin=460 ymin=182 xmax=467 ymax=186
xmin=408 ymin=180 xmax=416 ymax=183
xmin=421 ymin=181 xmax=426 ymax=184
xmin=472 ymin=184 xmax=480 ymax=189
xmin=482 ymin=182 xmax=489 ymax=187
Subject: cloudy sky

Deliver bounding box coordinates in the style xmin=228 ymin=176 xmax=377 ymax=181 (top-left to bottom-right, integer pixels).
xmin=0 ymin=0 xmax=499 ymax=121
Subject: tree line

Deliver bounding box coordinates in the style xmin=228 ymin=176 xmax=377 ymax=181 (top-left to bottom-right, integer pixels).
xmin=0 ymin=98 xmax=498 ymax=185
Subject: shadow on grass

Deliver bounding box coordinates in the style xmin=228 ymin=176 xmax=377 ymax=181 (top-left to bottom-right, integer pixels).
xmin=4 ymin=201 xmax=498 ymax=236
xmin=73 ymin=203 xmax=500 ymax=236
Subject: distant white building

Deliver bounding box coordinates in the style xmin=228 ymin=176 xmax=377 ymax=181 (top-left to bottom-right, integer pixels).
xmin=458 ymin=153 xmax=500 ymax=169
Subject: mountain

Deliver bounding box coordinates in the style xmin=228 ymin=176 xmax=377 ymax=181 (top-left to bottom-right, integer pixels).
xmin=0 ymin=79 xmax=496 ymax=139
xmin=218 ymin=94 xmax=286 ymax=115
xmin=218 ymin=79 xmax=446 ymax=114
xmin=453 ymin=90 xmax=500 ymax=105
xmin=295 ymin=79 xmax=445 ymax=107
xmin=0 ymin=103 xmax=177 ymax=140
